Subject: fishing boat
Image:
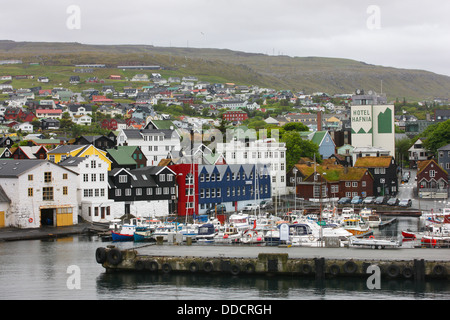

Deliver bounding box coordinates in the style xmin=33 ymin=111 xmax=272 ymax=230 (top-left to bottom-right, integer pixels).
xmin=134 ymin=228 xmax=155 ymax=242
xmin=342 ymin=215 xmax=372 ymax=237
xmin=111 ymin=224 xmax=136 ymax=242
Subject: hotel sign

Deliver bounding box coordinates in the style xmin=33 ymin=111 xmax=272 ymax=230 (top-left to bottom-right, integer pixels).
xmin=351 ymin=106 xmax=373 ymax=134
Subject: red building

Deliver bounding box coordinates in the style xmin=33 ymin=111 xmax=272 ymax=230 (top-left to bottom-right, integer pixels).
xmin=417 ymin=160 xmax=448 ymax=198
xmin=287 ymin=160 xmax=374 ymax=199
xmin=169 ymin=163 xmax=199 ymax=217
xmin=222 ymin=110 xmax=248 ymax=122
xmin=101 ymin=119 xmax=119 ymax=130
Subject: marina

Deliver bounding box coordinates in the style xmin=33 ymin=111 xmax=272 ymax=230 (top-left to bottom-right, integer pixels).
xmin=92 ymin=207 xmax=450 ymax=283
xmin=0 ymin=214 xmax=449 ymax=300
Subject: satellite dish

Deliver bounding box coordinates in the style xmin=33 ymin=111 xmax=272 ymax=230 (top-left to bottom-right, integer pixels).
xmin=356 ymin=89 xmax=361 ymax=95
xmin=368 ymin=90 xmax=373 ymax=95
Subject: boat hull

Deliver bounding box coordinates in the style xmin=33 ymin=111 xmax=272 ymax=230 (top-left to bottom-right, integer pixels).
xmin=401 ymin=230 xmax=416 ymax=239
xmin=134 ymin=231 xmax=155 ymax=242
xmin=111 ymin=231 xmax=134 ymax=242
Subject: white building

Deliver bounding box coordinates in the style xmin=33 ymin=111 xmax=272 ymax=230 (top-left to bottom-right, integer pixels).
xmin=408 ymin=138 xmax=431 ymax=168
xmin=72 ymin=114 xmax=92 ymax=126
xmin=59 ymin=155 xmax=114 ymax=223
xmin=116 ymin=128 xmax=181 ymax=166
xmin=0 ymin=160 xmax=79 ymax=228
xmin=351 ymin=104 xmax=395 ymax=159
xmin=217 ymin=135 xmax=287 ymax=196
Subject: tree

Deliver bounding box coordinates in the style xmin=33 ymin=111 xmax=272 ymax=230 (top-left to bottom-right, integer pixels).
xmin=423 ymin=119 xmax=450 ymax=154
xmin=395 ymin=137 xmax=412 ymax=166
xmin=281 ymin=131 xmax=321 ymax=170
xmin=282 ymin=122 xmax=309 ymax=132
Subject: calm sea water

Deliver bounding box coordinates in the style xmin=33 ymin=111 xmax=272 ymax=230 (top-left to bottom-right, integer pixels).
xmin=0 ymin=217 xmax=449 ymax=301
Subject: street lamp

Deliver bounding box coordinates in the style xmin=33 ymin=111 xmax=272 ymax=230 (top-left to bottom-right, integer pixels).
xmin=293 ymin=167 xmax=298 ymax=212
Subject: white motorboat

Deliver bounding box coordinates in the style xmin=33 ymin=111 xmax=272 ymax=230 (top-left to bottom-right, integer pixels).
xmin=360 ymin=208 xmax=382 ymax=228
xmin=240 ymin=229 xmax=264 ymax=244
xmin=214 ymin=226 xmax=242 ymax=243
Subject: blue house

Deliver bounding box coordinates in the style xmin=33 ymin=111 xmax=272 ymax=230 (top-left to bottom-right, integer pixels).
xmin=310 ymin=131 xmax=336 ymax=159
xmin=197 ymin=164 xmax=271 ymax=214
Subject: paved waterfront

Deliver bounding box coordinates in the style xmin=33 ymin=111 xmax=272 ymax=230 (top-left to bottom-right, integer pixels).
xmin=0 ymin=223 xmax=89 ymax=241
xmin=133 ymin=243 xmax=450 ymax=262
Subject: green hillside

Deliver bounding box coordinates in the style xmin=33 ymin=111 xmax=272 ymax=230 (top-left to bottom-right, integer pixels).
xmin=1 ymin=40 xmax=450 ymax=101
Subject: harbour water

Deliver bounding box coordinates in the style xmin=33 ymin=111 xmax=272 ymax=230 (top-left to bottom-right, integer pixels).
xmin=0 ymin=217 xmax=449 ymax=300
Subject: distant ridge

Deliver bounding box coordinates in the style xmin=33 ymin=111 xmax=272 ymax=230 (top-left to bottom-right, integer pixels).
xmin=1 ymin=40 xmax=450 ymax=101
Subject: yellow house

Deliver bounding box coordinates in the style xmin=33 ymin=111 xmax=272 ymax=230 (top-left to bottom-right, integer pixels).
xmin=47 ymin=144 xmax=112 ymax=170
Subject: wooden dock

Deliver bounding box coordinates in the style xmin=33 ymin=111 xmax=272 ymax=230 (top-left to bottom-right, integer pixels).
xmin=96 ymin=244 xmax=450 ymax=281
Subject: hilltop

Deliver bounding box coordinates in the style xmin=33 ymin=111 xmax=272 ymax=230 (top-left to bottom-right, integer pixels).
xmin=1 ymin=40 xmax=450 ymax=101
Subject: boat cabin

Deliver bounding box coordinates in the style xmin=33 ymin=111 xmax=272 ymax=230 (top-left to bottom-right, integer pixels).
xmin=289 ymin=224 xmax=313 ymax=236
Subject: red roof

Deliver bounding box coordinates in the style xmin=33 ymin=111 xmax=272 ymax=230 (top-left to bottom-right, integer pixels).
xmin=36 ymin=109 xmax=62 ymax=114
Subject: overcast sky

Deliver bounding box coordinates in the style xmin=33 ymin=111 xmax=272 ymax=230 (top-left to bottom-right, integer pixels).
xmin=1 ymin=0 xmax=450 ymax=76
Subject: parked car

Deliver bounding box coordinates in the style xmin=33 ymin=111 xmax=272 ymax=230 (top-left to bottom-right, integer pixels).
xmin=399 ymin=199 xmax=412 ymax=207
xmin=243 ymin=203 xmax=259 ymax=211
xmin=260 ymin=200 xmax=273 ymax=209
xmin=206 ymin=204 xmax=226 ymax=215
xmin=374 ymin=196 xmax=387 ymax=205
xmin=338 ymin=197 xmax=351 ymax=204
xmin=362 ymin=196 xmax=375 ymax=204
xmin=351 ymin=196 xmax=363 ymax=204
xmin=387 ymin=197 xmax=399 ymax=206
xmin=401 ymin=174 xmax=409 ymax=183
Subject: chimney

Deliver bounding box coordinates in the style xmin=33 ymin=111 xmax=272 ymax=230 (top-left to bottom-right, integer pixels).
xmin=317 ymin=111 xmax=322 ymax=131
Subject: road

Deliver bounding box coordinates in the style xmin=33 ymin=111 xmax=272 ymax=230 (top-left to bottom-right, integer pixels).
xmin=398 ymin=169 xmax=450 ymax=212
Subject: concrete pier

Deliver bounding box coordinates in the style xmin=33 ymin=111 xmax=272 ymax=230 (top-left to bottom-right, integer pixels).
xmin=96 ymin=244 xmax=450 ymax=280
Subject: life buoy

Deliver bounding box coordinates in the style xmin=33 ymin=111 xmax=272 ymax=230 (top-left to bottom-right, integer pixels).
xmin=343 ymin=261 xmax=358 ymax=274
xmin=203 ymin=261 xmax=214 ymax=273
xmin=106 ymin=248 xmax=122 ymax=266
xmin=95 ymin=247 xmax=107 ymax=264
xmin=369 ymin=235 xmax=375 ymax=239
xmin=308 ymin=234 xmax=315 ymax=241
xmin=29 ymin=218 xmax=33 ymax=223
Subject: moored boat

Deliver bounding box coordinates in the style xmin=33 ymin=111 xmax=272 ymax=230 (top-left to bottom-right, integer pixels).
xmin=240 ymin=229 xmax=264 ymax=244
xmin=195 ymin=223 xmax=216 ymax=242
xmin=342 ymin=215 xmax=372 ymax=237
xmin=111 ymin=224 xmax=136 ymax=242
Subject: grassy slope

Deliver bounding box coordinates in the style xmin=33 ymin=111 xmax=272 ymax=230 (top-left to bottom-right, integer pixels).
xmin=1 ymin=41 xmax=450 ymax=101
